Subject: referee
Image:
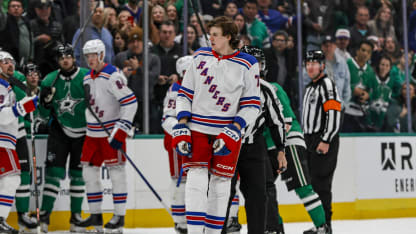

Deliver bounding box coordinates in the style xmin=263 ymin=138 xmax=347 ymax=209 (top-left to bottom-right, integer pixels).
xmin=222 ymin=46 xmax=287 ymax=234
xmin=302 ymin=50 xmax=342 ymax=233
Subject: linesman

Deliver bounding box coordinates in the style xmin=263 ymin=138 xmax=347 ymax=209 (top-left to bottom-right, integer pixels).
xmin=302 ymin=50 xmax=342 ymax=233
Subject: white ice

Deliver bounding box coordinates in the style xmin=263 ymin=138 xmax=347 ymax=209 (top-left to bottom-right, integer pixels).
xmin=48 ymin=218 xmax=416 ymax=233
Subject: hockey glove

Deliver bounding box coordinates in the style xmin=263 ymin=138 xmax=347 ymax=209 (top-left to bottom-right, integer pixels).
xmin=40 ymin=87 xmax=56 ymax=108
xmin=213 ymin=124 xmax=241 ymax=156
xmin=12 ymin=96 xmax=38 ymax=117
xmin=171 ymin=123 xmax=192 ymax=157
xmin=108 ymin=121 xmax=130 ymax=150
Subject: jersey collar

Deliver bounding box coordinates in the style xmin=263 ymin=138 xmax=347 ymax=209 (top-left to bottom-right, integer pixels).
xmin=90 ymin=63 xmax=108 ymax=79
xmin=212 ymin=49 xmax=240 ymax=60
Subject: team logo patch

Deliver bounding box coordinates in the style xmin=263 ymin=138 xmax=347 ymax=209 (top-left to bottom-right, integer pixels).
xmin=309 ymin=92 xmax=317 ymax=104
xmin=47 ymin=152 xmax=56 ymax=162
xmin=0 ymin=167 xmax=4 ymax=173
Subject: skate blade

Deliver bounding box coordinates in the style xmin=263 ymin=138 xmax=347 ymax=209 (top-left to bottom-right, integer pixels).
xmin=18 ymin=224 xmax=40 ymax=233
xmin=104 ymin=228 xmax=123 ymax=234
xmin=226 ymin=232 xmax=241 ymax=234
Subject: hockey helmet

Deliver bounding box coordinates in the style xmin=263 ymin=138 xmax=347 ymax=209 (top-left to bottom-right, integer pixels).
xmin=240 ymin=45 xmax=267 ymax=77
xmin=83 ymin=39 xmax=106 ymax=63
xmin=55 ymin=42 xmax=74 ymax=59
xmin=305 ymin=50 xmax=325 ymax=64
xmin=23 ymin=62 xmax=41 ymax=77
xmin=176 ymin=55 xmax=193 ymax=77
xmin=0 ymin=51 xmax=15 ymax=65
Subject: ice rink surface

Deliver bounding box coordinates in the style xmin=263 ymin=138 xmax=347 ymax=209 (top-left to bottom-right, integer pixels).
xmin=48 ymin=218 xmax=416 ymax=233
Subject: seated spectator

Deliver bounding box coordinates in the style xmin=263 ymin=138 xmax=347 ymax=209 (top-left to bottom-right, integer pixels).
xmin=152 ymin=4 xmax=167 ymax=29
xmin=189 ymin=13 xmax=210 ymax=47
xmin=366 ymin=55 xmax=401 ymax=131
xmin=72 ymin=1 xmax=114 ymax=66
xmin=241 ymin=0 xmax=269 ymax=48
xmin=103 ymin=6 xmax=118 ymax=35
xmin=335 ymin=28 xmax=352 ymax=60
xmin=383 ymin=36 xmax=401 ymax=66
xmin=30 ymin=0 xmax=63 ymax=76
xmin=391 ymin=52 xmax=415 ymax=85
xmin=383 ymin=82 xmax=416 ymax=132
xmin=0 ymin=0 xmax=34 ymax=67
xmin=342 ymin=40 xmax=377 ymax=132
xmin=257 ymin=0 xmax=292 ymax=34
xmin=174 ymin=25 xmax=201 ymax=55
xmin=113 ymin=27 xmax=161 ymax=133
xmin=113 ymin=29 xmax=128 ymax=55
xmin=166 ymin=4 xmax=179 ymax=34
xmin=348 ymin=6 xmax=374 ymax=57
xmin=117 ymin=10 xmax=134 ymax=35
xmin=233 ymin=13 xmax=248 ymax=36
xmin=224 ymin=1 xmax=238 ymax=18
xmin=367 ymin=5 xmax=397 ymax=44
xmin=151 ymin=21 xmax=182 ymax=133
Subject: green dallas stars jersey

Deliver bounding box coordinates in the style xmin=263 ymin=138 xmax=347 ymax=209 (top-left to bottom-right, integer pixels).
xmin=12 ymin=71 xmax=29 ymax=138
xmin=366 ymin=75 xmax=401 ymax=129
xmin=264 ymin=82 xmax=306 ymax=149
xmin=347 ymin=58 xmax=378 ymax=102
xmin=39 ymin=67 xmax=89 ymax=138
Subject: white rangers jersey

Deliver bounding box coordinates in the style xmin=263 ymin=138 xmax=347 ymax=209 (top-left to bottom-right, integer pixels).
xmin=0 ymin=79 xmax=19 ymax=149
xmin=83 ymin=64 xmax=138 ymax=137
xmin=176 ymin=47 xmax=261 ymax=135
xmin=161 ymin=82 xmax=180 ymax=135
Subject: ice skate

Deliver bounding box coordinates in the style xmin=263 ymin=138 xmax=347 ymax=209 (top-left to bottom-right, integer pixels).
xmin=265 ymin=223 xmax=284 ymax=234
xmin=0 ymin=216 xmax=18 ymax=234
xmin=103 ymin=215 xmax=124 ymax=234
xmin=225 ymin=217 xmax=241 ymax=234
xmin=174 ymin=222 xmax=187 ymax=234
xmin=17 ymin=212 xmax=38 ymax=233
xmin=29 ymin=211 xmax=50 ymax=233
xmin=77 ymin=213 xmax=103 ymax=233
xmin=69 ymin=213 xmax=87 ymax=233
xmin=303 ymin=224 xmax=331 ymax=234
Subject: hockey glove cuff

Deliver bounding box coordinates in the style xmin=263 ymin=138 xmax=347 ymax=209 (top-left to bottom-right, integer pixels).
xmin=12 ymin=96 xmax=38 ymax=117
xmin=213 ymin=124 xmax=241 ymax=156
xmin=172 ymin=123 xmax=192 ymax=157
xmin=40 ymin=87 xmax=56 ymax=108
xmin=108 ymin=121 xmax=130 ymax=150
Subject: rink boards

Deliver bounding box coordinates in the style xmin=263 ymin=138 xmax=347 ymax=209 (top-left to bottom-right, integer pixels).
xmin=7 ymin=134 xmax=416 ymax=231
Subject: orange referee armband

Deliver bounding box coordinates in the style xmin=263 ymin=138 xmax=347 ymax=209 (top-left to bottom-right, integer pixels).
xmin=323 ymin=100 xmax=341 ymax=112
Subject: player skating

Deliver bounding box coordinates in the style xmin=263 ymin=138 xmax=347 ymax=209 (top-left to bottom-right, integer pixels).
xmin=77 ymin=39 xmax=137 ymax=234
xmin=173 ymin=16 xmax=261 ymax=234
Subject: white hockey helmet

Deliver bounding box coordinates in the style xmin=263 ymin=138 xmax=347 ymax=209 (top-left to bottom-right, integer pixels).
xmin=0 ymin=51 xmax=14 ymax=63
xmin=82 ymin=39 xmax=106 ymax=63
xmin=176 ymin=55 xmax=193 ymax=77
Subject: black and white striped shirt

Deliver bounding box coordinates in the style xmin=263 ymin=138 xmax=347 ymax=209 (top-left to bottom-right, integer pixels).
xmin=243 ymin=79 xmax=286 ymax=150
xmin=302 ymin=74 xmax=342 ymax=143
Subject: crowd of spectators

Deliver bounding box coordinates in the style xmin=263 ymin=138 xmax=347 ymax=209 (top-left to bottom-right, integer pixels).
xmin=1 ymin=0 xmax=416 ymax=133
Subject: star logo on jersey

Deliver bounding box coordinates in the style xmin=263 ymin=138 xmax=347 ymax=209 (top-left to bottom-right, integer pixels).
xmin=56 ymin=92 xmax=82 ymax=116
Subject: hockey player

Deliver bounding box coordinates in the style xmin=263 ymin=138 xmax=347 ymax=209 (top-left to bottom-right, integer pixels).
xmin=36 ymin=43 xmax=89 ymax=233
xmin=0 ymin=51 xmax=38 ymax=234
xmin=162 ymin=55 xmax=193 ymax=234
xmin=263 ymin=82 xmax=328 ymax=233
xmin=0 ymin=54 xmax=40 ymax=233
xmin=78 ymin=39 xmax=137 ymax=233
xmin=173 ymin=16 xmax=261 ymax=234
xmin=302 ymin=50 xmax=342 ymax=234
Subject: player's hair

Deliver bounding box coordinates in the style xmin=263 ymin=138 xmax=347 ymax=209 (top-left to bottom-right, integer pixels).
xmin=160 ymin=20 xmax=176 ymax=31
xmin=207 ymin=16 xmax=240 ymax=49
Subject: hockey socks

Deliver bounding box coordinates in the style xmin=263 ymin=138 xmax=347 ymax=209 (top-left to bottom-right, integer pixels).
xmin=83 ymin=165 xmax=103 ymax=213
xmin=69 ymin=169 xmax=85 ymax=213
xmin=229 ymin=194 xmax=239 ymax=219
xmin=295 ymin=185 xmax=326 ymax=227
xmin=0 ymin=174 xmax=20 ymax=218
xmin=185 ymin=168 xmax=208 ymax=233
xmin=205 ymin=175 xmax=230 ymax=233
xmin=171 ymin=180 xmax=186 ymax=226
xmin=41 ymin=167 xmax=65 ymax=212
xmin=108 ymin=166 xmax=128 ymax=216
xmin=15 ymin=171 xmax=31 ymax=213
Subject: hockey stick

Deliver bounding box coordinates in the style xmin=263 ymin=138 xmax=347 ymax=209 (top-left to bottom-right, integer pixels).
xmin=83 ymin=84 xmax=172 ymax=215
